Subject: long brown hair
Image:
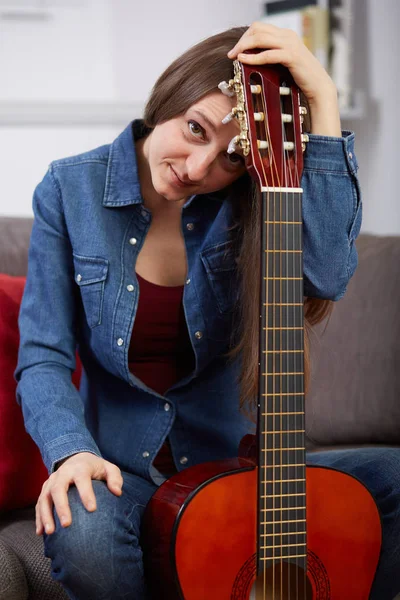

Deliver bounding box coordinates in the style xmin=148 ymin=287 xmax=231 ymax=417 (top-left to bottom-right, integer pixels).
xmin=144 ymin=27 xmax=333 ymax=412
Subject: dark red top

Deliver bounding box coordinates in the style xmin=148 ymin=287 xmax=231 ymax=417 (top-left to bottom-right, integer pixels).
xmin=128 ymin=273 xmax=195 ymax=474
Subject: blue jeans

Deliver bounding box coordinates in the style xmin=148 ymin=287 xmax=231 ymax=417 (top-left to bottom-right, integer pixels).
xmin=44 ymin=448 xmax=400 ymax=600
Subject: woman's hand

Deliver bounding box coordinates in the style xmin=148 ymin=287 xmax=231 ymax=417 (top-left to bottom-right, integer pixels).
xmin=227 ymin=22 xmax=342 ymax=137
xmin=35 ymin=452 xmax=123 ymax=536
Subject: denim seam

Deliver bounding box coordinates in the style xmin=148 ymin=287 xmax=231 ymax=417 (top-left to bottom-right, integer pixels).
xmin=52 ymin=158 xmax=108 ymax=169
xmin=48 ymin=165 xmax=63 ymax=199
xmin=303 ymin=167 xmax=350 ymax=175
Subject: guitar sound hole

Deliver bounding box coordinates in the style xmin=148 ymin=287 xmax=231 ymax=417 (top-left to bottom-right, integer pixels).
xmin=249 ymin=563 xmax=313 ymax=599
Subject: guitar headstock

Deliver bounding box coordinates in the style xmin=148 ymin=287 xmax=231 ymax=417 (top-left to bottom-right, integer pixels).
xmin=221 ymin=58 xmax=308 ymax=190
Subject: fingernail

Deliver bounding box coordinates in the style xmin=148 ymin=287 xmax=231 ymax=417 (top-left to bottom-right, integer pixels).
xmin=44 ymin=523 xmax=51 ymax=533
xmin=60 ymin=516 xmax=68 ymax=526
xmin=87 ymin=502 xmax=96 ymax=511
xmin=227 ymin=49 xmax=235 ymax=57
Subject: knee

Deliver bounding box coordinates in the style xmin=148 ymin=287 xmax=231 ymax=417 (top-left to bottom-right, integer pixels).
xmin=44 ymin=480 xmax=144 ymax=596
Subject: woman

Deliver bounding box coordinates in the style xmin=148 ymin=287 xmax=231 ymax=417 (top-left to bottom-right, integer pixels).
xmin=15 ymin=22 xmax=398 ymax=600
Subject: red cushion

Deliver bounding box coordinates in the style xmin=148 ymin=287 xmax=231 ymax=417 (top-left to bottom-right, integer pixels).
xmin=0 ymin=274 xmax=82 ymax=512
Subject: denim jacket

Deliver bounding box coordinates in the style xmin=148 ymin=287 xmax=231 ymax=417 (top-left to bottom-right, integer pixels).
xmin=15 ymin=121 xmax=362 ymax=482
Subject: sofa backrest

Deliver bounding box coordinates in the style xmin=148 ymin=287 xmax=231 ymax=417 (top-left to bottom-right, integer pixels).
xmin=306 ymin=234 xmax=400 ymax=447
xmin=0 ymin=217 xmax=33 ymax=276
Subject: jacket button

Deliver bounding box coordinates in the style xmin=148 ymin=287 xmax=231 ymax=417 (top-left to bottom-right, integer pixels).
xmin=195 ymin=331 xmax=203 ymax=340
xmin=142 ymin=451 xmax=150 ymax=458
xmin=117 ymin=338 xmax=124 ymax=346
xmin=348 ymin=152 xmax=353 ymax=159
xmin=76 ymin=274 xmax=82 ymax=282
xmin=185 ymin=278 xmax=191 ymax=285
xmin=180 ymin=456 xmax=188 ymax=465
xmin=186 ymin=223 xmax=194 ymax=231
xmin=127 ymin=284 xmax=134 ymax=292
xmin=164 ymin=403 xmax=170 ymax=412
xmin=129 ymin=237 xmax=137 ymax=245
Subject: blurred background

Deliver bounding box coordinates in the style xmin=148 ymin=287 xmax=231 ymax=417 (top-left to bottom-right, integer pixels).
xmin=0 ymin=0 xmax=398 ymax=234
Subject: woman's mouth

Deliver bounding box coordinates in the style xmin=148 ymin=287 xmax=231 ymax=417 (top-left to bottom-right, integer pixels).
xmin=169 ymin=165 xmax=192 ymax=188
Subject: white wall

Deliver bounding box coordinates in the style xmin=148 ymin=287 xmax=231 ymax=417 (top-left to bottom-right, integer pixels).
xmin=341 ymin=0 xmax=400 ymax=234
xmin=1 ymin=0 xmax=399 ymax=235
xmin=0 ymin=0 xmax=261 ymax=217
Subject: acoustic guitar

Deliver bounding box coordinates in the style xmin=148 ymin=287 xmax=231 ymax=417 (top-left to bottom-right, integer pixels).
xmin=142 ymin=59 xmax=382 ymax=599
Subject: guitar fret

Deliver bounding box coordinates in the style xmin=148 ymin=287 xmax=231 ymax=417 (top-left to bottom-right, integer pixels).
xmin=262 ymin=448 xmax=305 ymax=452
xmin=264 ymin=277 xmax=303 ymax=280
xmin=263 ymin=327 xmax=303 ymax=330
xmin=260 ymin=554 xmax=307 ymax=560
xmin=265 ymin=250 xmax=302 ymax=253
xmin=263 ymin=350 xmax=303 ymax=354
xmin=262 ymin=463 xmax=304 ymax=468
xmin=264 ymin=303 xmax=303 ymax=306
xmin=263 ymin=430 xmax=304 ymax=434
xmin=261 ymin=543 xmax=307 ymax=549
xmin=262 ymin=392 xmax=304 ymax=397
xmin=262 ymin=507 xmax=306 ymax=512
xmin=262 ymin=478 xmax=306 ymax=484
xmin=261 ymin=531 xmax=306 ymax=537
xmin=263 ymin=373 xmax=303 ymax=376
xmin=260 ymin=519 xmax=306 ymax=525
xmin=264 ymin=220 xmax=302 ymax=224
xmin=261 ymin=554 xmax=307 ymax=561
xmin=261 ymin=411 xmax=304 ymax=417
xmin=262 ymin=493 xmax=305 ymax=498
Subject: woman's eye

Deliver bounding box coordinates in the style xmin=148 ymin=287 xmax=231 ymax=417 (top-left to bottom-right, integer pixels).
xmin=226 ymin=152 xmax=245 ymax=167
xmin=188 ymin=120 xmax=204 ymax=138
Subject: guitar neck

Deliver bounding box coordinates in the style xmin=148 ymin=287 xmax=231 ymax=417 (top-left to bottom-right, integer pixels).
xmin=257 ymin=188 xmax=307 ymax=573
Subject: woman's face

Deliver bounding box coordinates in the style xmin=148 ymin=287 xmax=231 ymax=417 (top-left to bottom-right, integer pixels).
xmin=144 ymin=92 xmax=246 ymax=202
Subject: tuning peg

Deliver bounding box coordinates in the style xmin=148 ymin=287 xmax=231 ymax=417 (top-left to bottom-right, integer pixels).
xmin=221 ymin=107 xmax=243 ymax=125
xmin=218 ymin=80 xmax=236 ymax=98
xmin=282 ymin=114 xmax=293 ymax=123
xmin=301 ymin=133 xmax=310 ymax=152
xmin=280 ymin=86 xmax=291 ymax=96
xmin=299 ymin=106 xmax=308 ymax=116
xmin=227 ymin=136 xmax=240 ymax=154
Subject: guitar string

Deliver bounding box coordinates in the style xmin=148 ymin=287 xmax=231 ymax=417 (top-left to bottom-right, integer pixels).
xmin=290 ymin=90 xmax=305 ymax=600
xmin=258 ymin=80 xmax=280 ymax=600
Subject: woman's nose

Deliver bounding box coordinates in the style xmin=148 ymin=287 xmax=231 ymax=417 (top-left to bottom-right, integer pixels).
xmin=186 ymin=148 xmax=216 ymax=183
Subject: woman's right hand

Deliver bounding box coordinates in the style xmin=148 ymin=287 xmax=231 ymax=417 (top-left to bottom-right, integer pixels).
xmin=35 ymin=452 xmax=123 ymax=535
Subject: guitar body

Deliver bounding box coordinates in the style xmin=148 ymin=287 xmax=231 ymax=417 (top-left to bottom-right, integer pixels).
xmin=142 ymin=458 xmax=381 ymax=599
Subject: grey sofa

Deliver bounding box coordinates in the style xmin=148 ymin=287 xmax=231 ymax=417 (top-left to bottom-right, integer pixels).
xmin=0 ymin=216 xmax=399 ymax=599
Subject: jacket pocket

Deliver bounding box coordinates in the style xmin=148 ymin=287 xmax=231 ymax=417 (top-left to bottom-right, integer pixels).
xmin=73 ymin=254 xmax=109 ymax=328
xmin=201 ymin=241 xmax=238 ymax=314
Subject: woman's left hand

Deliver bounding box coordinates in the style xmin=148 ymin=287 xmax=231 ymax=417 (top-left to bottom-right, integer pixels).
xmin=227 ymin=22 xmax=342 ymax=136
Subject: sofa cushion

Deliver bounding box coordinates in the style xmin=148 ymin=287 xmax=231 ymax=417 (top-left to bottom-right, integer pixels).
xmin=0 ymin=274 xmax=81 ymax=512
xmin=306 ymin=235 xmax=400 ymax=447
xmin=0 ymin=509 xmax=68 ymax=600
xmin=0 ymin=538 xmax=28 ymax=600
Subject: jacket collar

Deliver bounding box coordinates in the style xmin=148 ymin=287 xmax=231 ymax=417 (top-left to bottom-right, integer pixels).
xmin=103 ymin=120 xmax=148 ymax=207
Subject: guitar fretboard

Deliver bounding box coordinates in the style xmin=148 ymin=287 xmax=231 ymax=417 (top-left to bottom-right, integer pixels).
xmin=258 ymin=189 xmax=306 ymax=571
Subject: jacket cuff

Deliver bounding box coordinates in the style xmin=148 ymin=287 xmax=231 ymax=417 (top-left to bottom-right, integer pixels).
xmin=43 ymin=434 xmax=102 ymax=474
xmin=304 ymin=131 xmax=358 ymax=175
